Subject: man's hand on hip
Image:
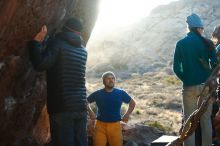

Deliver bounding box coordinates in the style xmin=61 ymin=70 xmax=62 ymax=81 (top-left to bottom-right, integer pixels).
xmin=122 ymin=113 xmax=130 ymax=123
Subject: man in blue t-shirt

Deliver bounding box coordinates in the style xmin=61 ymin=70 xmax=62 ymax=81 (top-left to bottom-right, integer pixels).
xmin=87 ymin=71 xmax=136 ymax=146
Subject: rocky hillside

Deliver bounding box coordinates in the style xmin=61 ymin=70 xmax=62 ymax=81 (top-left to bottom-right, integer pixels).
xmin=87 ymin=0 xmax=220 ymax=78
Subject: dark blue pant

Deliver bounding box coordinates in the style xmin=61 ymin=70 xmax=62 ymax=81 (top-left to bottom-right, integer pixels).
xmin=49 ymin=112 xmax=88 ymax=146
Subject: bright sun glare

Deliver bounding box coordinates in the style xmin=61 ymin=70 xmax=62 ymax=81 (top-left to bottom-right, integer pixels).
xmin=93 ymin=0 xmax=178 ymax=33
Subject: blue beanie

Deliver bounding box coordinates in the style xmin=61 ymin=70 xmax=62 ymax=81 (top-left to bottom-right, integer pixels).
xmin=186 ymin=13 xmax=204 ymax=28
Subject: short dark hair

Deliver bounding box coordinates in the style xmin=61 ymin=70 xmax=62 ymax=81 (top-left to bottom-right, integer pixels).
xmin=102 ymin=71 xmax=116 ymax=80
xmin=212 ymin=25 xmax=220 ymax=40
xmin=190 ymin=27 xmax=215 ymax=51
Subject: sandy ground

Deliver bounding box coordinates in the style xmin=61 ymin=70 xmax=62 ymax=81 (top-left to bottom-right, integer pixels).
xmin=86 ymin=72 xmax=182 ymax=135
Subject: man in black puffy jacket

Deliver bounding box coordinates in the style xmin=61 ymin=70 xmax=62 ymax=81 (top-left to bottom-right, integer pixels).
xmin=28 ymin=17 xmax=88 ymax=146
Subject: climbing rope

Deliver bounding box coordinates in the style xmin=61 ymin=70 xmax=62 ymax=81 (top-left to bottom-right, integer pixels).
xmin=166 ymin=64 xmax=220 ymax=146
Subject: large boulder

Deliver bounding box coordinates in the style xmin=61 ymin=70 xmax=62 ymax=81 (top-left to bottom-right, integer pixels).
xmin=122 ymin=123 xmax=164 ymax=146
xmin=0 ymin=0 xmax=99 ymax=145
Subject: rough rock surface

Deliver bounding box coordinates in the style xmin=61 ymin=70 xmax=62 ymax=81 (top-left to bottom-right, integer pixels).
xmin=122 ymin=124 xmax=164 ymax=146
xmin=0 ymin=0 xmax=99 ymax=145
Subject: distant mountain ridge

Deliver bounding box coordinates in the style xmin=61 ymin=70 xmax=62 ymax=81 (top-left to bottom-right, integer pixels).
xmin=87 ymin=0 xmax=220 ymax=78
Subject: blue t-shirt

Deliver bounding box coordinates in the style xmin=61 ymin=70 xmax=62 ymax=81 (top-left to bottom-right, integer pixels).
xmin=87 ymin=88 xmax=131 ymax=122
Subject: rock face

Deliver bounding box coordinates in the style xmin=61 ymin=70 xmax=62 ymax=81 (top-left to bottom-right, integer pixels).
xmin=0 ymin=0 xmax=99 ymax=146
xmin=87 ymin=0 xmax=220 ymax=76
xmin=122 ymin=124 xmax=164 ymax=146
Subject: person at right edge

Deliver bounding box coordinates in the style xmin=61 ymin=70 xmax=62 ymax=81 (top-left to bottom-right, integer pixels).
xmin=173 ymin=13 xmax=218 ymax=146
xmin=211 ymin=25 xmax=220 ymax=143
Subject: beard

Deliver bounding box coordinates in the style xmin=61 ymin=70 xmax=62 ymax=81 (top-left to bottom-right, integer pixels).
xmin=105 ymin=83 xmax=114 ymax=89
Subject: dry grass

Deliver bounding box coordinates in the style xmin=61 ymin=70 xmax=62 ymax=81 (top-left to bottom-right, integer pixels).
xmin=86 ymin=72 xmax=182 ymax=135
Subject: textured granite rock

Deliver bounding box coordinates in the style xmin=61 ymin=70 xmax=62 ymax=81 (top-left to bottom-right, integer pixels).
xmin=0 ymin=0 xmax=99 ymax=145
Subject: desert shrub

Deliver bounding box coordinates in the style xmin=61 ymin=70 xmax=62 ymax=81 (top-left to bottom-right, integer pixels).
xmin=136 ymin=110 xmax=141 ymax=115
xmin=165 ymin=101 xmax=182 ymax=110
xmin=163 ymin=75 xmax=181 ymax=85
xmin=144 ymin=121 xmax=171 ymax=131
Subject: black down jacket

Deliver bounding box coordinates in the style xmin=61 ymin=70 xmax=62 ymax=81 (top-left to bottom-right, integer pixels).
xmin=29 ymin=31 xmax=87 ymax=115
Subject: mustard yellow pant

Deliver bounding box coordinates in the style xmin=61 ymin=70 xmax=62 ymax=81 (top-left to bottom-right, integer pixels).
xmin=93 ymin=120 xmax=123 ymax=146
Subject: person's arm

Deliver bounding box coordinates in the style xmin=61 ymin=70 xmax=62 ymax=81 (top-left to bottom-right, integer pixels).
xmin=122 ymin=98 xmax=136 ymax=123
xmin=87 ymin=104 xmax=96 ymax=120
xmin=87 ymin=92 xmax=97 ymax=120
xmin=28 ymin=25 xmax=59 ymax=71
xmin=173 ymin=42 xmax=184 ymax=81
xmin=208 ymin=46 xmax=218 ymax=69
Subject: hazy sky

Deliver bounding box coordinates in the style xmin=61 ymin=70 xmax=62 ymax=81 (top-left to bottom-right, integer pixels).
xmin=93 ymin=0 xmax=179 ymax=33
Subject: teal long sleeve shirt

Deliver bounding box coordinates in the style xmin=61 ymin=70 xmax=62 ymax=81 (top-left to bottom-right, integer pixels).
xmin=173 ymin=32 xmax=218 ymax=87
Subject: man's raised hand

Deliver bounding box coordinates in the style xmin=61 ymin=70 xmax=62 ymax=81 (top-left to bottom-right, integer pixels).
xmin=34 ymin=25 xmax=47 ymax=42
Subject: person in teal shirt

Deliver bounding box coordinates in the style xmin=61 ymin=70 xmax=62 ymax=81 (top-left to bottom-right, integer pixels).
xmin=173 ymin=13 xmax=218 ymax=146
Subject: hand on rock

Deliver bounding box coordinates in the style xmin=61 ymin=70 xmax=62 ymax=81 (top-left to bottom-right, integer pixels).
xmin=34 ymin=25 xmax=47 ymax=42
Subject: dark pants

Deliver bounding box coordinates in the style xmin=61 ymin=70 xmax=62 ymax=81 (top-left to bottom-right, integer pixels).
xmin=49 ymin=112 xmax=88 ymax=146
xmin=195 ymin=124 xmax=201 ymax=146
